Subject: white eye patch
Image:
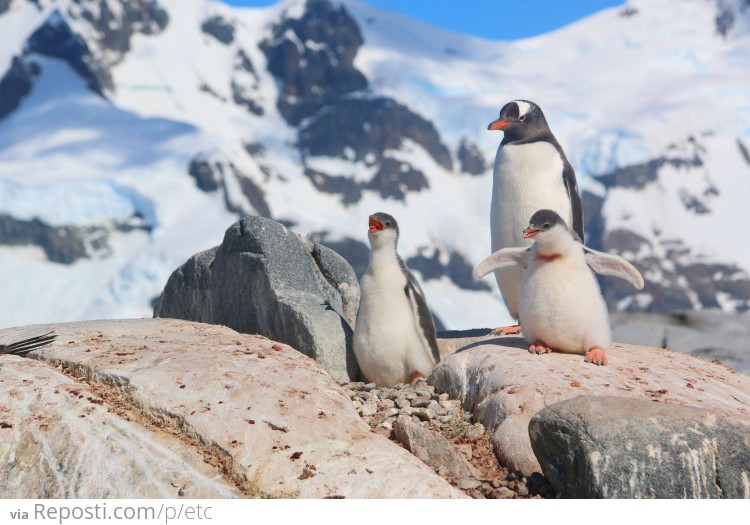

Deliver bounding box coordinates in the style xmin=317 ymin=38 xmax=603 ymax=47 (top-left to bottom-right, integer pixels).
xmin=513 ymin=100 xmax=531 ymax=118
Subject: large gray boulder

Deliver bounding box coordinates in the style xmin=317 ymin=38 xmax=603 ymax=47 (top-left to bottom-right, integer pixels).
xmin=154 ymin=216 xmax=360 ymax=382
xmin=0 ymin=319 xmax=464 ymax=498
xmin=529 ymin=396 xmax=750 ymax=498
xmin=429 ymin=334 xmax=750 ymax=478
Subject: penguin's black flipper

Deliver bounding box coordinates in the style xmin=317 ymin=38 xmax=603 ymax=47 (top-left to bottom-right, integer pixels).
xmin=562 ymin=160 xmax=585 ymax=243
xmin=0 ymin=332 xmax=57 ymax=358
xmin=400 ymin=261 xmax=441 ymax=364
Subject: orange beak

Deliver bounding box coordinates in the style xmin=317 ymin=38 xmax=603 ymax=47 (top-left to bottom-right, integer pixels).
xmin=488 ymin=119 xmax=509 ymax=131
xmin=369 ymin=216 xmax=384 ymax=232
xmin=522 ymin=227 xmax=540 ymax=238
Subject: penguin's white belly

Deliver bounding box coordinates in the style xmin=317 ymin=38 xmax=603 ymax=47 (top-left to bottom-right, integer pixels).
xmin=518 ymin=254 xmax=612 ymax=354
xmin=490 ymin=142 xmax=572 ymax=317
xmin=353 ymin=270 xmax=434 ymax=386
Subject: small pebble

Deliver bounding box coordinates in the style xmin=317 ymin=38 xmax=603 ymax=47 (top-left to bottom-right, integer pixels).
xmin=359 ymin=399 xmax=377 ymax=417
xmin=496 ymin=487 xmax=515 ymax=499
xmin=395 ymin=397 xmax=410 ymax=409
xmin=383 ymin=408 xmax=399 ymax=418
xmin=379 ymin=398 xmax=395 ymax=409
xmin=517 ymin=485 xmax=529 ymax=497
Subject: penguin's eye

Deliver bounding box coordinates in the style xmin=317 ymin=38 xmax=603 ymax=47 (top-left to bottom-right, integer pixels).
xmin=519 ymin=115 xmax=526 ymax=122
xmin=385 ymin=221 xmax=391 ymax=227
xmin=543 ymin=223 xmax=550 ymax=229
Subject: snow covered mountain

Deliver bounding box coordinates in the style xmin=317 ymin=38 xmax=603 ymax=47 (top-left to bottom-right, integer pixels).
xmin=1 ymin=0 xmax=749 ymax=330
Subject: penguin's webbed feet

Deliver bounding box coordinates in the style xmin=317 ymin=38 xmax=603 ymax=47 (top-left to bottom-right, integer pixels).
xmin=409 ymin=371 xmax=426 ymax=383
xmin=493 ymin=324 xmax=522 ymax=336
xmin=529 ymin=341 xmax=552 ymax=355
xmin=584 ymin=347 xmax=608 ymax=366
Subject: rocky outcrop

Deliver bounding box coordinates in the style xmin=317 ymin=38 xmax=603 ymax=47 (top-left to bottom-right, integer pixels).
xmin=583 ymin=135 xmax=750 ymax=313
xmin=0 ymin=319 xmax=463 ymax=498
xmin=529 ymin=396 xmax=750 ymax=498
xmin=429 ymin=333 xmax=750 ymax=478
xmin=262 ymin=0 xmax=452 ymax=205
xmin=260 ymin=0 xmax=367 ymax=126
xmin=23 ymin=1 xmax=168 ymax=95
xmin=0 ymin=213 xmax=150 ymax=264
xmin=187 ymin=155 xmax=271 ymax=217
xmin=201 ymin=15 xmax=235 ymax=44
xmin=407 ymin=248 xmax=492 ymax=292
xmin=457 ymin=138 xmax=487 ymax=175
xmin=231 ymin=50 xmax=263 ymax=116
xmin=154 ymin=216 xmax=360 ymax=382
xmin=0 ymin=56 xmax=39 ymax=121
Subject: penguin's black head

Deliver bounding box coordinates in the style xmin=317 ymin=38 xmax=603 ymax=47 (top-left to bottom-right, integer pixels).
xmin=522 ymin=209 xmax=568 ymax=239
xmin=368 ymin=212 xmax=399 ymax=235
xmin=487 ymin=100 xmax=550 ymax=143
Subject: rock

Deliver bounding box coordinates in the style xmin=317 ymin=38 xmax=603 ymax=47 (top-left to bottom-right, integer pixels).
xmin=457 ymin=478 xmax=481 ymax=490
xmin=154 ymin=216 xmax=360 ymax=382
xmin=393 ymin=416 xmax=476 ymax=481
xmin=359 ymin=400 xmax=377 ymax=417
xmin=429 ymin=337 xmax=750 ymax=477
xmin=529 ymin=396 xmax=750 ymax=498
xmin=0 ymin=319 xmax=464 ymax=499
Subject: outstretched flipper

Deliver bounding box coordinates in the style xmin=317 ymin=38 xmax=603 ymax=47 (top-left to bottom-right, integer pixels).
xmin=0 ymin=332 xmax=57 ymax=358
xmin=475 ymin=247 xmax=529 ymax=279
xmin=583 ymin=247 xmax=644 ymax=290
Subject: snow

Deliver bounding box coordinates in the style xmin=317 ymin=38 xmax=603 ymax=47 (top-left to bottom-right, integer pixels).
xmin=2 ymin=0 xmax=750 ymax=333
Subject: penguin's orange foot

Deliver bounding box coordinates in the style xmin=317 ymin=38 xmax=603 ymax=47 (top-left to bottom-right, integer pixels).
xmin=584 ymin=347 xmax=608 ymax=366
xmin=409 ymin=371 xmax=426 ymax=383
xmin=492 ymin=324 xmax=522 ymax=336
xmin=529 ymin=341 xmax=552 ymax=355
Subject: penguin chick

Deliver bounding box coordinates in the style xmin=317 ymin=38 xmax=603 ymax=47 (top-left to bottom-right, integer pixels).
xmin=475 ymin=210 xmax=643 ymax=366
xmin=0 ymin=332 xmax=57 ymax=358
xmin=488 ymin=100 xmax=583 ymax=333
xmin=353 ymin=213 xmax=440 ymax=386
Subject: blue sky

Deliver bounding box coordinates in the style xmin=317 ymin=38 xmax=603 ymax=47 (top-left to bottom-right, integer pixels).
xmin=223 ymin=0 xmax=626 ymax=40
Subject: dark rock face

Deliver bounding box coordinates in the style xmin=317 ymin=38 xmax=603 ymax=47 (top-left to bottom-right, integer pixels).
xmin=457 ymin=138 xmax=487 ymax=175
xmin=201 ymin=15 xmax=235 ymax=44
xmin=300 ymin=97 xmax=452 ymax=171
xmin=187 ymin=155 xmax=271 ymax=218
xmin=0 ymin=213 xmax=149 ymax=264
xmin=26 ymin=10 xmax=107 ymax=93
xmin=260 ymin=0 xmax=367 ymax=126
xmin=74 ymin=0 xmax=169 ymax=53
xmin=188 ymin=158 xmax=221 ymax=192
xmin=529 ymin=396 xmax=750 ymax=498
xmin=583 ymin=135 xmax=750 ymax=313
xmin=304 ymin=168 xmax=362 ymax=205
xmin=407 ymin=248 xmax=491 ymax=292
xmin=738 ymin=139 xmax=750 ymax=165
xmin=0 ymin=56 xmax=39 ymax=121
xmin=231 ymin=50 xmax=263 ymax=116
xmin=154 ymin=216 xmax=361 ymax=382
xmin=23 ymin=1 xmax=168 ymax=94
xmin=262 ymin=0 xmax=452 ymax=205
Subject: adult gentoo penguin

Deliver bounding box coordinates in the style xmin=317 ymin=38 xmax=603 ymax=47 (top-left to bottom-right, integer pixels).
xmin=353 ymin=213 xmax=440 ymax=386
xmin=0 ymin=332 xmax=57 ymax=358
xmin=487 ymin=100 xmax=583 ymax=333
xmin=475 ymin=210 xmax=644 ymax=366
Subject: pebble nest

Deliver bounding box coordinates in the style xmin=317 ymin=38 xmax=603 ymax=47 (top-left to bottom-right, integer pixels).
xmin=341 ymin=380 xmax=554 ymax=499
